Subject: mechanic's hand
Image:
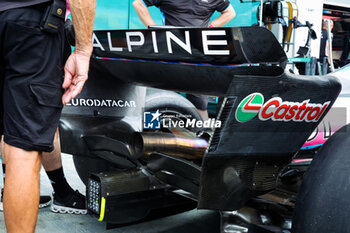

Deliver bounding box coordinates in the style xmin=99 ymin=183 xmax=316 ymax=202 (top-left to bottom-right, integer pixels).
xmin=62 ymin=50 xmax=91 ymax=105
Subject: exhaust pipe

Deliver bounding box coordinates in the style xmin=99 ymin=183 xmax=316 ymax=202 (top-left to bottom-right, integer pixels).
xmin=130 ymin=132 xmax=208 ymax=160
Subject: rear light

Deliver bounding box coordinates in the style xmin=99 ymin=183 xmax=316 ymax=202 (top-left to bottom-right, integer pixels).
xmin=87 ymin=176 xmax=101 ymax=215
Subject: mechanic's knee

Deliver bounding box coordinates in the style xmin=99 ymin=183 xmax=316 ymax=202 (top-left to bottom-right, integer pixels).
xmin=4 ymin=143 xmax=42 ymax=164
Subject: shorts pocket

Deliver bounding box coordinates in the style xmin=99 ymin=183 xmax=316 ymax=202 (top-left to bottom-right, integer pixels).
xmin=4 ymin=21 xmax=60 ymax=76
xmin=19 ymin=83 xmax=63 ymax=138
xmin=30 ymin=83 xmax=64 ymax=108
xmin=7 ymin=21 xmax=42 ymax=35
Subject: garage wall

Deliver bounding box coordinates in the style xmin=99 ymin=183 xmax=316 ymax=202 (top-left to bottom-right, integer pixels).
xmin=290 ymin=0 xmax=324 ymax=58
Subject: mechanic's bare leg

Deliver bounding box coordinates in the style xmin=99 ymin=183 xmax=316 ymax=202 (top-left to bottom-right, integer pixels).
xmin=198 ymin=109 xmax=209 ymax=121
xmin=42 ymin=129 xmax=74 ymax=196
xmin=42 ymin=129 xmax=62 ymax=172
xmin=42 ymin=129 xmax=85 ymax=214
xmin=186 ymin=94 xmax=209 ymax=121
xmin=1 ymin=138 xmax=4 ymax=212
xmin=1 ymin=136 xmax=5 ymax=183
xmin=3 ymin=143 xmax=41 ymax=233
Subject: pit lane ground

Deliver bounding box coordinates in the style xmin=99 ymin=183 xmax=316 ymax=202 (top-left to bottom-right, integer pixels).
xmin=0 ymin=153 xmax=220 ymax=233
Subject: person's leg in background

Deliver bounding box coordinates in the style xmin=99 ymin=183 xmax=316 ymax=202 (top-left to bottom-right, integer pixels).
xmin=186 ymin=94 xmax=209 ymax=120
xmin=43 ymin=129 xmax=86 ymax=214
xmin=197 ymin=109 xmax=209 ymax=121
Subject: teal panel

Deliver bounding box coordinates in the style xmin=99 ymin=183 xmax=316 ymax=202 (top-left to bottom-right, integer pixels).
xmin=211 ymin=0 xmax=260 ymax=27
xmin=94 ymin=0 xmax=130 ymax=30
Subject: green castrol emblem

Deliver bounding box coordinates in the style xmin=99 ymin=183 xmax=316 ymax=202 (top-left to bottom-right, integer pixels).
xmin=235 ymin=93 xmax=264 ymax=122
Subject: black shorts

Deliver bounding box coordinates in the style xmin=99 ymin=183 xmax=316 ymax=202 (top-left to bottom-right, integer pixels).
xmin=186 ymin=94 xmax=208 ymax=110
xmin=0 ymin=4 xmax=65 ymax=152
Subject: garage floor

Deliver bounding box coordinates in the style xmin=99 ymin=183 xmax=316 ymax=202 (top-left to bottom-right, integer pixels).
xmin=0 ymin=154 xmax=220 ymax=233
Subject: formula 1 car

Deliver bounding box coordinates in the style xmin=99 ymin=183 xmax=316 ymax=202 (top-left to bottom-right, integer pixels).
xmin=59 ymin=26 xmax=349 ymax=232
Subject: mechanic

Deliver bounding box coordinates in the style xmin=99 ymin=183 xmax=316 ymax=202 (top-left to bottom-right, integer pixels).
xmin=0 ymin=0 xmax=95 ymax=232
xmin=133 ymin=0 xmax=236 ymax=120
xmin=0 ymin=1 xmax=86 ymax=215
xmin=319 ymin=19 xmax=334 ymax=73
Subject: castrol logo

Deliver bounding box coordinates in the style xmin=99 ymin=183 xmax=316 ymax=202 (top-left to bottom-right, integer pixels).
xmin=235 ymin=93 xmax=330 ymax=123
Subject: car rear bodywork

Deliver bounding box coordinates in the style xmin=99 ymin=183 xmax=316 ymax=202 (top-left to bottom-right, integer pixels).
xmin=59 ymin=27 xmax=342 ymax=227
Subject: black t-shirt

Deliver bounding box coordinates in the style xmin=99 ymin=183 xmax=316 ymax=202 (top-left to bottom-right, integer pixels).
xmin=143 ymin=0 xmax=231 ymax=27
xmin=0 ymin=0 xmax=50 ymax=12
xmin=319 ymin=29 xmax=328 ymax=58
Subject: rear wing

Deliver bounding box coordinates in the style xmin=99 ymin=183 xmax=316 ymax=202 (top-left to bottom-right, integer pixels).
xmin=92 ymin=26 xmax=288 ymax=66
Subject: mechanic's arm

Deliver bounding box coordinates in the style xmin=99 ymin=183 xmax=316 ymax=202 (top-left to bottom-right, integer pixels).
xmin=133 ymin=0 xmax=156 ymax=28
xmin=62 ymin=0 xmax=96 ymax=105
xmin=326 ymin=41 xmax=331 ymax=64
xmin=210 ymin=5 xmax=236 ymax=27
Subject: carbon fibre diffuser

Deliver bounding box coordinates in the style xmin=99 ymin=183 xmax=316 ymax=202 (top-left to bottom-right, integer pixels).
xmin=87 ymin=169 xmax=195 ymax=224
